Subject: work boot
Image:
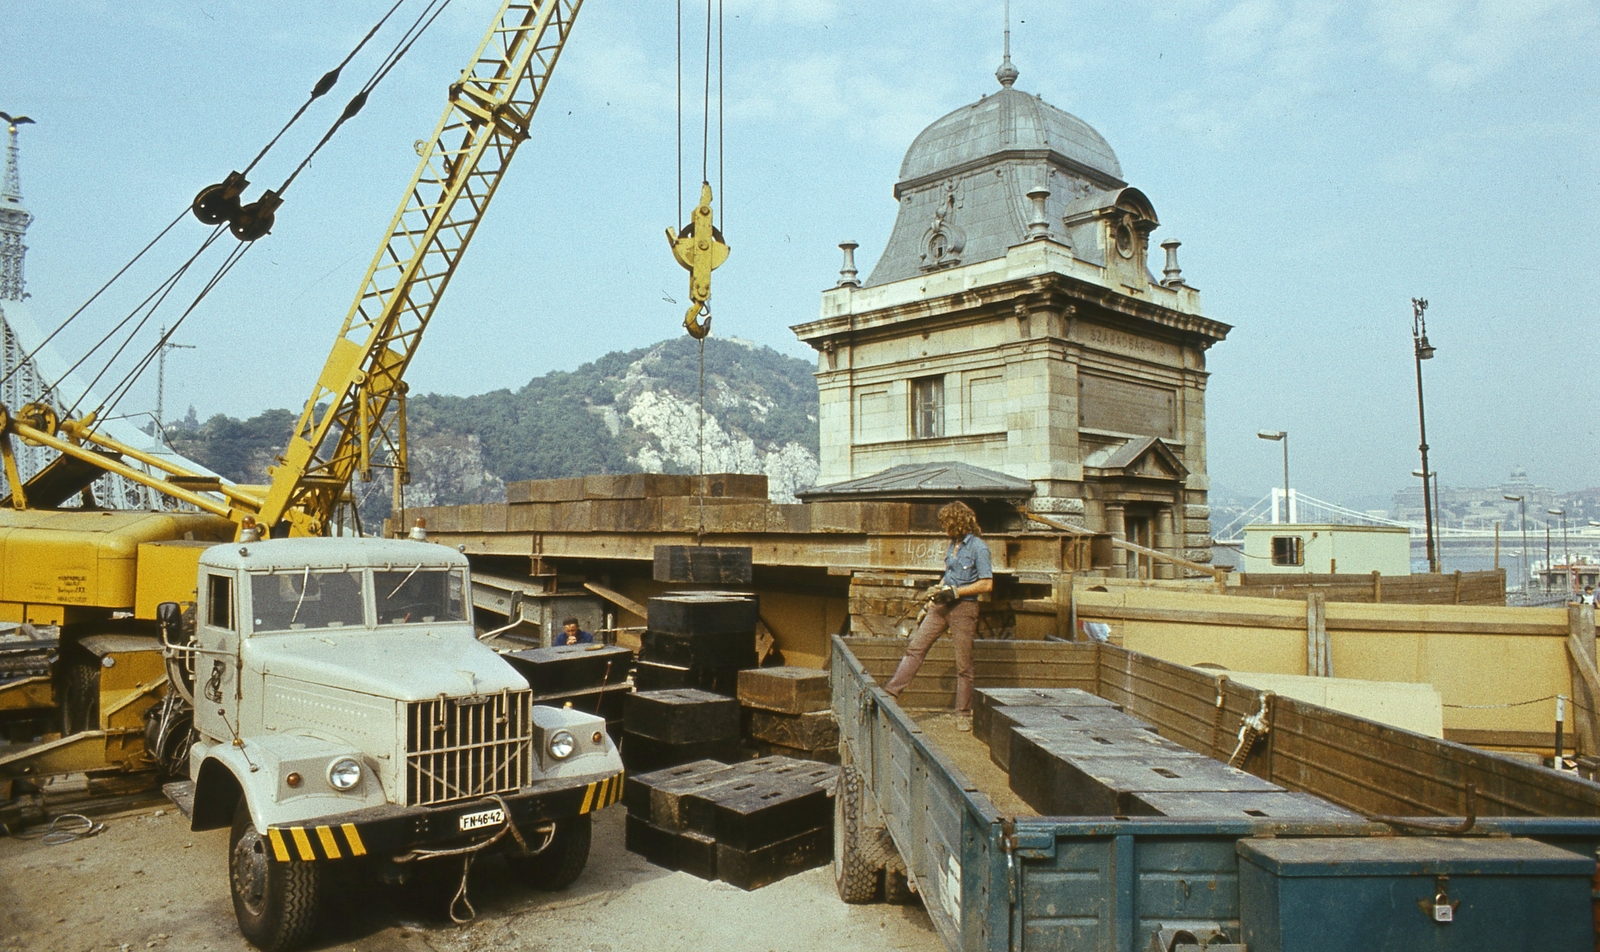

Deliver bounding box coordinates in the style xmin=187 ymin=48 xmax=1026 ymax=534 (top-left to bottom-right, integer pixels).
xmin=956 ymin=714 xmax=972 ymax=732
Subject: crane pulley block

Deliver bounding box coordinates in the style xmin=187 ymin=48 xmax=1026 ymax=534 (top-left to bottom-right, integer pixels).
xmin=666 ymin=182 xmax=730 ymax=340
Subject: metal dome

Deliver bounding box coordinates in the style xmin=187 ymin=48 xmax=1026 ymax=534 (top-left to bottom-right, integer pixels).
xmin=896 ymin=85 xmax=1122 ymax=188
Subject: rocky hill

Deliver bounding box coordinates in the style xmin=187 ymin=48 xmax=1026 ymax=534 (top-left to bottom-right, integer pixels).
xmin=165 ymin=336 xmax=821 ymax=524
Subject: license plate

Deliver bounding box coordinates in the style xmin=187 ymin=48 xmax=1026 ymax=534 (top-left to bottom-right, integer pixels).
xmin=458 ymin=807 xmax=504 ymax=832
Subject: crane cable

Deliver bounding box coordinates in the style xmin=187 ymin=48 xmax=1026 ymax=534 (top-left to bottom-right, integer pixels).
xmin=0 ymin=0 xmax=435 ymax=400
xmin=677 ymin=0 xmax=723 ymax=534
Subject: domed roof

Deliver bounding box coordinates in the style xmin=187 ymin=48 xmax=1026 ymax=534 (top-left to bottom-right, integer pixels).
xmin=896 ymin=76 xmax=1122 ymax=187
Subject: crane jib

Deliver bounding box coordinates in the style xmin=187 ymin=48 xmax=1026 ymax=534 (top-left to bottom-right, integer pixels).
xmin=252 ymin=0 xmax=584 ymax=536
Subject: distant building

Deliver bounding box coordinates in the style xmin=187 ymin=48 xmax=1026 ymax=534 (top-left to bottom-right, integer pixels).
xmin=1391 ymin=467 xmax=1554 ymax=530
xmin=792 ymin=56 xmax=1229 ymax=578
xmin=1242 ymin=524 xmax=1411 ymax=576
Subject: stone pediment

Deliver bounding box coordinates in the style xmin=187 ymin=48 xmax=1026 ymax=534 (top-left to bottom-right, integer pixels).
xmin=1082 ymin=436 xmax=1188 ymax=483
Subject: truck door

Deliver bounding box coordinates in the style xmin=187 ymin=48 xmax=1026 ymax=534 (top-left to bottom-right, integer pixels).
xmin=192 ymin=571 xmax=240 ymax=744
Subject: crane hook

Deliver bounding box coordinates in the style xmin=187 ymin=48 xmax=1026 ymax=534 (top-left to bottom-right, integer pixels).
xmin=666 ymin=182 xmax=730 ymax=341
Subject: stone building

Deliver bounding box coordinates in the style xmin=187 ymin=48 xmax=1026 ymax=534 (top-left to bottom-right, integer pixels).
xmin=791 ymin=57 xmax=1230 ymax=575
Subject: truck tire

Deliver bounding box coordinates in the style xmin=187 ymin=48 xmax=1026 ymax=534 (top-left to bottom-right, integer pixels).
xmin=884 ymin=866 xmax=916 ymax=904
xmin=60 ymin=652 xmax=100 ymax=735
xmin=508 ymin=813 xmax=591 ymax=890
xmin=230 ymin=799 xmax=321 ymax=952
xmin=834 ymin=763 xmax=889 ymax=903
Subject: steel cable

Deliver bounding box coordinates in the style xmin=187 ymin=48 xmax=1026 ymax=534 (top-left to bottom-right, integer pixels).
xmin=275 ymin=0 xmax=457 ymax=198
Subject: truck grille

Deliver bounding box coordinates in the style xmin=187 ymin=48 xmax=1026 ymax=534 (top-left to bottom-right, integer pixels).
xmin=405 ymin=690 xmax=534 ymax=806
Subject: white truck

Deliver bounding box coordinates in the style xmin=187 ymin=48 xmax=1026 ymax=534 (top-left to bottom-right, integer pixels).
xmin=161 ymin=536 xmax=623 ymax=951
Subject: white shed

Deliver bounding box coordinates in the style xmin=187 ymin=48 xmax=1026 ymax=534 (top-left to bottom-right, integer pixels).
xmin=1240 ymin=524 xmax=1411 ymax=575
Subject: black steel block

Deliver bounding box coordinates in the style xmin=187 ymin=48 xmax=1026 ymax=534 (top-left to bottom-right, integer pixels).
xmin=503 ymin=643 xmax=633 ymax=696
xmin=987 ymin=706 xmax=1159 ymax=770
xmin=654 ymin=545 xmax=754 ymax=585
xmin=641 ymin=628 xmax=758 ymax=670
xmin=1132 ymin=790 xmax=1362 ymax=820
xmin=634 ymin=658 xmax=745 ymax=696
xmin=621 ymin=732 xmax=742 ymax=774
xmin=646 ymin=593 xmax=760 ymax=638
xmin=681 ymin=771 xmax=837 ymax=850
xmin=541 ymin=686 xmax=629 ymax=726
xmin=1010 ymin=729 xmax=1281 ymax=815
xmin=714 ymin=825 xmax=832 ymax=891
xmin=972 ymin=687 xmax=1119 ymax=739
xmin=743 ymin=739 xmax=841 ymax=764
xmin=634 ymin=659 xmax=696 ymax=691
xmin=623 ymin=759 xmax=731 ymax=820
xmin=624 ymin=813 xmax=718 ymax=880
xmin=625 ymin=689 xmax=741 ymax=744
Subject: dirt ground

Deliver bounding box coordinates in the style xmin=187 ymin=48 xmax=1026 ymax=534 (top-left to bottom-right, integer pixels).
xmin=0 ymin=801 xmax=940 ymax=952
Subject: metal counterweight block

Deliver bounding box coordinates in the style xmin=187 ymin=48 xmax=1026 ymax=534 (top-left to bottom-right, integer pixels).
xmin=986 ymin=705 xmax=1161 ymax=769
xmin=640 ymin=628 xmax=757 ymax=670
xmin=502 ymin=643 xmax=633 ymax=695
xmin=645 ymin=593 xmax=759 ymax=638
xmin=1132 ymin=790 xmax=1361 ymax=820
xmin=680 ymin=769 xmax=837 ymax=851
xmin=624 ymin=689 xmax=741 ymax=744
xmin=1009 ymin=730 xmax=1279 ymax=816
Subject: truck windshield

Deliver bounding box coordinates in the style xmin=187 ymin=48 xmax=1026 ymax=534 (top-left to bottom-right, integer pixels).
xmin=251 ymin=570 xmax=367 ymax=633
xmin=374 ymin=567 xmax=467 ymax=626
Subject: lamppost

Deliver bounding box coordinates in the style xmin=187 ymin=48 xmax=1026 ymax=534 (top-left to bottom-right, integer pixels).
xmin=1504 ymin=494 xmax=1528 ymax=600
xmin=1411 ymin=298 xmax=1438 ymax=573
xmin=1257 ymin=431 xmax=1289 ymax=524
xmin=1549 ymin=508 xmax=1570 ymax=595
xmin=1414 ymin=469 xmax=1444 ymax=572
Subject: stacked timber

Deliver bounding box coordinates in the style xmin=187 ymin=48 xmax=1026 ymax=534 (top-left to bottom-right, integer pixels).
xmin=974 ymin=688 xmax=1360 ymax=820
xmin=411 ymin=473 xmax=951 ymax=538
xmin=623 ymin=756 xmax=839 ymax=889
xmin=621 ymin=689 xmax=742 ymax=772
xmin=637 ymin=593 xmax=759 ymax=695
xmin=502 ymin=643 xmax=633 ymax=732
xmin=738 ymin=667 xmax=838 ymax=763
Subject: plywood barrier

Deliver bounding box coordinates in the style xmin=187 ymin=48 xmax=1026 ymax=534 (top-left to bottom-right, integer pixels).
xmin=1011 ymin=586 xmax=1583 ymax=750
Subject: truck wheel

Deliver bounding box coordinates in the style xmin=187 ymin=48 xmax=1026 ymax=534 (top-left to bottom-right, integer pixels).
xmin=885 ymin=866 xmax=916 ymax=904
xmin=230 ymin=799 xmax=321 ymax=952
xmin=834 ymin=763 xmax=888 ymax=903
xmin=508 ymin=813 xmax=591 ymax=890
xmin=60 ymin=652 xmax=100 ymax=735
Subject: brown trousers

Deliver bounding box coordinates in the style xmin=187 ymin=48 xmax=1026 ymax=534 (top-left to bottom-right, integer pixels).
xmin=884 ymin=600 xmax=978 ymax=713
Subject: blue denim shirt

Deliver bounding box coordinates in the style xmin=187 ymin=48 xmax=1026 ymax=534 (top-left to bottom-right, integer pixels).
xmin=941 ymin=533 xmax=992 ymax=597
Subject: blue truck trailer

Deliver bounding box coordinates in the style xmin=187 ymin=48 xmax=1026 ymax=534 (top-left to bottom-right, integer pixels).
xmin=831 ymin=635 xmax=1600 ymax=952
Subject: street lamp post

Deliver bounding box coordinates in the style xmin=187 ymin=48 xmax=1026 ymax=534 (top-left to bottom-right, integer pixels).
xmin=1504 ymin=494 xmax=1528 ymax=601
xmin=1258 ymin=431 xmax=1288 ymax=524
xmin=1411 ymin=298 xmax=1439 ymax=573
xmin=1549 ymin=509 xmax=1570 ymax=595
xmin=1413 ymin=470 xmax=1444 ymax=572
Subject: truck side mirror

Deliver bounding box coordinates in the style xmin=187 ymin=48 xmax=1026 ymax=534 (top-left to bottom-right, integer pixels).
xmin=157 ymin=601 xmax=183 ymax=646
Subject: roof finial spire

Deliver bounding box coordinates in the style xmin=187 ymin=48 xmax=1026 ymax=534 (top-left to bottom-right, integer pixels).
xmin=996 ymin=0 xmax=1019 ymax=88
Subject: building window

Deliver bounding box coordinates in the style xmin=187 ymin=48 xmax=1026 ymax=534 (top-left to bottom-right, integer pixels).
xmin=1271 ymin=536 xmax=1304 ymax=567
xmin=912 ymin=375 xmax=944 ymax=439
xmin=207 ymin=574 xmax=235 ymax=630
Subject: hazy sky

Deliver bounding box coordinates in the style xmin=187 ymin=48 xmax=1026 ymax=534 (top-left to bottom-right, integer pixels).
xmin=4 ymin=0 xmax=1596 ymax=505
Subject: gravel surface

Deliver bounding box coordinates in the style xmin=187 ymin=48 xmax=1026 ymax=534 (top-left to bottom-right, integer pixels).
xmin=0 ymin=803 xmax=940 ymax=952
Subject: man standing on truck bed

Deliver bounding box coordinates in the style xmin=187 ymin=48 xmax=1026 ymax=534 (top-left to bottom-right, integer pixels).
xmin=884 ymin=501 xmax=993 ymax=730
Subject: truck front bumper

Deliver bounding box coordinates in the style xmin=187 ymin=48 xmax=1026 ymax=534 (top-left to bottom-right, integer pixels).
xmin=263 ymin=770 xmax=624 ymax=862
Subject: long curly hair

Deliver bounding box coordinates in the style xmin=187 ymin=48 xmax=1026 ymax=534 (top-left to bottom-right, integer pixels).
xmin=938 ymin=501 xmax=980 ymax=538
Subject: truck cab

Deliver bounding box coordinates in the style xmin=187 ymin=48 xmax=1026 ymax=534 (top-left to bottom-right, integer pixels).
xmin=173 ymin=536 xmax=623 ymax=951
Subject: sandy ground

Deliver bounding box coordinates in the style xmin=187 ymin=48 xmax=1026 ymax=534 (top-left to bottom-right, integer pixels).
xmin=0 ymin=802 xmax=940 ymax=952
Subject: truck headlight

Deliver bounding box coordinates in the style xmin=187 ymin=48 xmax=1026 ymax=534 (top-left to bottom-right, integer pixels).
xmin=548 ymin=730 xmax=576 ymax=760
xmin=328 ymin=758 xmax=362 ymax=790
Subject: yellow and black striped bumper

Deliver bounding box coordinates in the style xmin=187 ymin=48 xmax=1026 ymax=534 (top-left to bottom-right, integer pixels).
xmin=266 ymin=770 xmax=624 ymax=862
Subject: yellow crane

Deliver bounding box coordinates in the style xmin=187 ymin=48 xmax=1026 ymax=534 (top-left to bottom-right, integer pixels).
xmin=0 ymin=0 xmax=584 ymax=794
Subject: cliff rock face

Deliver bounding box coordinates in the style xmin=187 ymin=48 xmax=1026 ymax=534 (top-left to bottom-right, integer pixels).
xmin=614 ymin=342 xmax=820 ymax=503
xmin=169 ymin=337 xmax=821 ymax=524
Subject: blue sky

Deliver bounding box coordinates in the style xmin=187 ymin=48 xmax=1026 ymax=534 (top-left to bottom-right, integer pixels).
xmin=3 ymin=0 xmax=1596 ymax=505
